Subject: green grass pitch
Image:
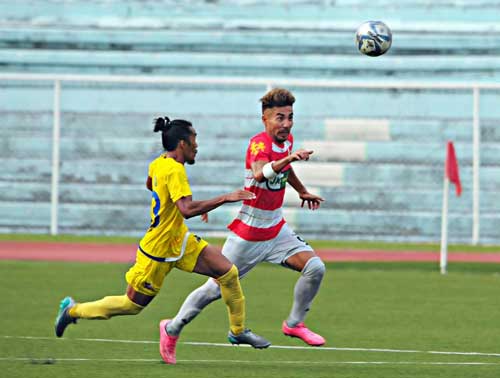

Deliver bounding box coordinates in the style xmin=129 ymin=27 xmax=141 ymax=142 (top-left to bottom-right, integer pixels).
xmin=1 ymin=260 xmax=500 ymax=378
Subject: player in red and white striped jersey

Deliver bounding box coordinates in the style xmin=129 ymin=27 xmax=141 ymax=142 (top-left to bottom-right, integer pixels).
xmin=166 ymin=88 xmax=327 ymax=347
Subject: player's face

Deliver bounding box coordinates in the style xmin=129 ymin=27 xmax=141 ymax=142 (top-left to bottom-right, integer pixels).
xmin=183 ymin=129 xmax=198 ymax=165
xmin=262 ymin=106 xmax=293 ymax=144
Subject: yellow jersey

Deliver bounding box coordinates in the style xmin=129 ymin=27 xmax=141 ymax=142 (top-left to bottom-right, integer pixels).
xmin=139 ymin=155 xmax=191 ymax=259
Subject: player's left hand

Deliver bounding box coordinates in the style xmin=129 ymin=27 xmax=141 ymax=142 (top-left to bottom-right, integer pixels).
xmin=201 ymin=213 xmax=208 ymax=223
xmin=299 ymin=192 xmax=324 ymax=210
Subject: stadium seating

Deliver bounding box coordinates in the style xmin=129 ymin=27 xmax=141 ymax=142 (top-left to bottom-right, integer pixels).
xmin=1 ymin=0 xmax=500 ymax=243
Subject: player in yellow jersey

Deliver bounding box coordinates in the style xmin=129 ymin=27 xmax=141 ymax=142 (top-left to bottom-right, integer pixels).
xmin=54 ymin=116 xmax=270 ymax=364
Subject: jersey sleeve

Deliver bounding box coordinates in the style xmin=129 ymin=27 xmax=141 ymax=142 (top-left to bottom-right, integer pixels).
xmin=168 ymin=166 xmax=192 ymax=203
xmin=148 ymin=158 xmax=156 ymax=177
xmin=247 ymin=136 xmax=272 ymax=165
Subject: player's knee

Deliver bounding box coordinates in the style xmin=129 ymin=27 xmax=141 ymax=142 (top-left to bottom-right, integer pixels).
xmin=226 ymin=264 xmax=239 ymax=279
xmin=121 ymin=296 xmax=144 ymax=315
xmin=217 ymin=264 xmax=243 ymax=304
xmin=302 ymin=256 xmax=325 ymax=282
xmin=217 ymin=264 xmax=239 ymax=287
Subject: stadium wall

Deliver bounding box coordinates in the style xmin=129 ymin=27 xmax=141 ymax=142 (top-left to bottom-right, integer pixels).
xmin=1 ymin=0 xmax=500 ymax=244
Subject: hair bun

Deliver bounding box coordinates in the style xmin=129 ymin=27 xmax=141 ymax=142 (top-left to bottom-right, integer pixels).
xmin=153 ymin=116 xmax=171 ymax=132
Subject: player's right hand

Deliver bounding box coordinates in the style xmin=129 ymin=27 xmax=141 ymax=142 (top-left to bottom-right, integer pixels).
xmin=225 ymin=189 xmax=256 ymax=202
xmin=291 ymin=149 xmax=314 ymax=161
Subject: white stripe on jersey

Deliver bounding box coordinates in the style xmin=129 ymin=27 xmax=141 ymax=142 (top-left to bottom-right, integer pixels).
xmin=244 ymin=169 xmax=267 ymax=189
xmin=235 ymin=205 xmax=284 ymax=228
xmin=272 ymin=140 xmax=292 ymax=153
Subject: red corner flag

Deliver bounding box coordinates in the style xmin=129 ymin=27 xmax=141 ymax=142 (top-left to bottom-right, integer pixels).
xmin=446 ymin=141 xmax=461 ymax=196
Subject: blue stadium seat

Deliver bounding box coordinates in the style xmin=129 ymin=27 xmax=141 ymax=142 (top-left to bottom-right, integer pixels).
xmin=1 ymin=0 xmax=500 ymax=243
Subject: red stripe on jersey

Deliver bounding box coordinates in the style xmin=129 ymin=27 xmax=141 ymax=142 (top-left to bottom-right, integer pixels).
xmin=229 ymin=132 xmax=293 ymax=241
xmin=228 ymin=218 xmax=286 ymax=241
xmin=243 ymin=185 xmax=285 ymax=211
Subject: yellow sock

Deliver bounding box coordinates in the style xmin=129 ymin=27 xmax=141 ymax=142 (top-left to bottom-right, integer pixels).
xmin=217 ymin=265 xmax=245 ymax=335
xmin=69 ymin=295 xmax=143 ymax=320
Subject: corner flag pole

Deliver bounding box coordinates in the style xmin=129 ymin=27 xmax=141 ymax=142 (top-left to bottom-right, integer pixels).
xmin=440 ymin=175 xmax=449 ymax=274
xmin=440 ymin=141 xmax=462 ymax=275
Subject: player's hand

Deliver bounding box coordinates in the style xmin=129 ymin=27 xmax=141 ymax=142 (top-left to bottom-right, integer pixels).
xmin=201 ymin=213 xmax=208 ymax=223
xmin=299 ymin=191 xmax=324 ymax=210
xmin=290 ymin=149 xmax=313 ymax=162
xmin=225 ymin=189 xmax=256 ymax=203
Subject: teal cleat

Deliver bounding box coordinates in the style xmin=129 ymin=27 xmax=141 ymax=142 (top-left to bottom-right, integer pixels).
xmin=54 ymin=296 xmax=77 ymax=337
xmin=228 ymin=329 xmax=271 ymax=349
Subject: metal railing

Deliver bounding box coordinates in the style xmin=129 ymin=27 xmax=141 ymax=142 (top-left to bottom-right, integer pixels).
xmin=2 ymin=72 xmax=499 ymax=243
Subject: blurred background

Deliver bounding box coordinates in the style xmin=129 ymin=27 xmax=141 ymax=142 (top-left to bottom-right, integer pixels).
xmin=1 ymin=0 xmax=500 ymax=244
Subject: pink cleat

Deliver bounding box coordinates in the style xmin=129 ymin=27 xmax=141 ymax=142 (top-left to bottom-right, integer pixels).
xmin=282 ymin=321 xmax=325 ymax=346
xmin=159 ymin=319 xmax=179 ymax=364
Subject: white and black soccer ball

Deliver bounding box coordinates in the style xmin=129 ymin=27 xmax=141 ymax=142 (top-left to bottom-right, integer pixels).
xmin=355 ymin=21 xmax=392 ymax=57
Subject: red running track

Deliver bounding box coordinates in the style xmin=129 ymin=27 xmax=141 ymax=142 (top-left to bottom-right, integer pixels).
xmin=0 ymin=241 xmax=137 ymax=263
xmin=0 ymin=241 xmax=499 ymax=263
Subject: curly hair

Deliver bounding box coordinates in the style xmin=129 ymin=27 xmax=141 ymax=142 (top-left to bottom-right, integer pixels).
xmin=260 ymin=88 xmax=295 ymax=113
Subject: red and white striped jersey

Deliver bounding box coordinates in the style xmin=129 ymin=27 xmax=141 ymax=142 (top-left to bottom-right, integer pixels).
xmin=228 ymin=131 xmax=293 ymax=241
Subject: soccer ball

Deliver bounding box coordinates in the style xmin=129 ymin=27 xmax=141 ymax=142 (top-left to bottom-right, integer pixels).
xmin=355 ymin=21 xmax=392 ymax=57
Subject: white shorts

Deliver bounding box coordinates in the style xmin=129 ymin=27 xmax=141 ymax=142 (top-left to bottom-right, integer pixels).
xmin=221 ymin=223 xmax=314 ymax=278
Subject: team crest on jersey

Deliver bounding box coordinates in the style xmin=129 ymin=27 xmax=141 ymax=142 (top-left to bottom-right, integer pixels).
xmin=266 ymin=169 xmax=289 ymax=191
xmin=250 ymin=141 xmax=266 ymax=156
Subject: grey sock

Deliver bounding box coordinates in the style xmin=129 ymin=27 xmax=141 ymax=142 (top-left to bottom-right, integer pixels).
xmin=286 ymin=257 xmax=325 ymax=327
xmin=167 ymin=279 xmax=221 ymax=336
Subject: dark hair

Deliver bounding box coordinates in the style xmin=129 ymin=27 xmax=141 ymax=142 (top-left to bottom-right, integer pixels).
xmin=260 ymin=88 xmax=295 ymax=113
xmin=153 ymin=116 xmax=194 ymax=151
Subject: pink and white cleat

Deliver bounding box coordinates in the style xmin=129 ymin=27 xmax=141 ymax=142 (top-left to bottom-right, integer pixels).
xmin=282 ymin=321 xmax=325 ymax=346
xmin=159 ymin=319 xmax=179 ymax=364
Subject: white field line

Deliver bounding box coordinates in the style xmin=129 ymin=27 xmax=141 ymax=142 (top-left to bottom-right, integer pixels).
xmin=183 ymin=341 xmax=500 ymax=358
xmin=0 ymin=357 xmax=499 ymax=366
xmin=3 ymin=335 xmax=500 ymax=359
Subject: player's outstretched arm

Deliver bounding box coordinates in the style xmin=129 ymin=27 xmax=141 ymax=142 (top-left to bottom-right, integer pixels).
xmin=175 ymin=190 xmax=256 ymax=219
xmin=251 ymin=149 xmax=314 ymax=182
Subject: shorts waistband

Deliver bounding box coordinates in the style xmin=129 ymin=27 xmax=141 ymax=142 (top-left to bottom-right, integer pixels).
xmin=138 ymin=232 xmax=191 ymax=263
xmin=138 ymin=246 xmax=170 ymax=262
